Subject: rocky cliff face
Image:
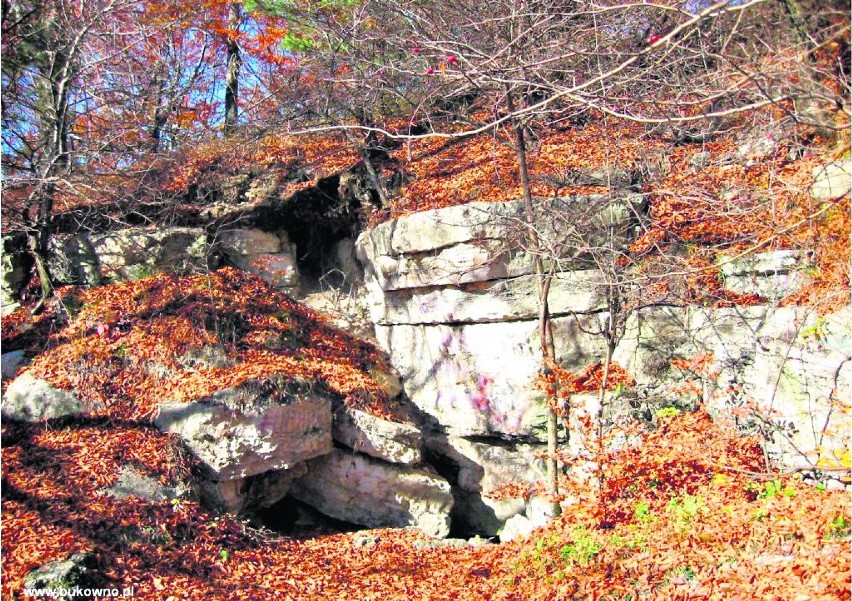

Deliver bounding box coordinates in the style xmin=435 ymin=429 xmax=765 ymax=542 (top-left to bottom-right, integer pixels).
xmin=2 ymin=166 xmax=849 ymax=542
xmin=354 ymin=196 xmax=851 ymax=535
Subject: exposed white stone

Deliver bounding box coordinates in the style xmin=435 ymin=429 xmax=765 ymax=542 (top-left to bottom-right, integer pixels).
xmin=721 ymin=272 xmax=807 ymax=303
xmin=331 ymin=238 xmax=363 ymax=285
xmin=811 ymin=161 xmax=851 ymax=200
xmin=426 ymin=434 xmax=546 ymax=536
xmin=290 ymin=448 xmax=454 ymax=538
xmin=374 ymin=316 xmax=605 ymax=438
xmin=333 ymin=406 xmax=423 ymax=465
xmin=2 ymin=350 xmax=28 ymax=381
xmin=360 ymin=201 xmax=523 ymax=258
xmin=2 ymin=235 xmax=28 ymax=305
xmin=155 ymin=385 xmax=332 ymax=481
xmin=718 ymin=250 xmax=811 ymax=302
xmin=614 ymin=305 xmax=852 ymax=468
xmin=1 ymin=302 xmax=20 ymax=317
xmin=90 ymin=227 xmax=208 ymax=282
xmin=48 ymin=227 xmax=208 ymax=285
xmin=2 ymin=372 xmax=87 ymax=421
xmin=373 ymin=270 xmax=604 ymax=325
xmin=47 ymin=235 xmax=100 ymax=286
xmin=357 ymin=196 xmax=638 ymax=293
xmin=217 ymin=229 xmax=283 ymax=255
xmin=719 ymin=249 xmax=807 ymax=277
xmin=499 ymin=512 xmax=549 ymax=543
xmin=369 ymin=242 xmax=534 ymax=292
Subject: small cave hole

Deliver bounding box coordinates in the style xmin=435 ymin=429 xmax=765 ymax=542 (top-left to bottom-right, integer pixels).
xmin=256 ymin=496 xmax=362 ymax=537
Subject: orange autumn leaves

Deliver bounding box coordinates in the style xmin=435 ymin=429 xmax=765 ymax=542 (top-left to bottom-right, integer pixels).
xmin=386 ymin=121 xmax=653 ymax=220
xmin=4 ymin=406 xmax=847 ymax=600
xmin=537 ymin=410 xmax=850 ymax=601
xmin=157 ymin=113 xmax=848 ymax=314
xmin=160 ymin=132 xmax=359 ymax=199
xmin=21 ymin=267 xmax=401 ymax=422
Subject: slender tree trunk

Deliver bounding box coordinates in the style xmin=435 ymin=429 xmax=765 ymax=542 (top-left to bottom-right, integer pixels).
xmin=597 ymin=340 xmax=614 ymax=441
xmin=29 ymin=9 xmax=70 ymax=312
xmin=224 ymin=3 xmax=241 ymax=136
xmin=27 ymin=231 xmax=53 ymax=314
xmin=506 ymin=90 xmax=561 ymax=516
xmin=360 ymin=151 xmax=389 ymax=208
xmin=151 ymin=107 xmax=167 ymax=151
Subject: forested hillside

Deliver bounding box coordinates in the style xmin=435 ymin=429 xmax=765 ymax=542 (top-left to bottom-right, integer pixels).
xmin=2 ymin=1 xmax=850 ymax=599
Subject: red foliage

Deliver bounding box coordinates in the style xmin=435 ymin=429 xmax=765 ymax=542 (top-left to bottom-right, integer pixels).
xmin=3 ymin=408 xmax=848 ymax=599
xmin=18 ymin=267 xmax=402 ymax=422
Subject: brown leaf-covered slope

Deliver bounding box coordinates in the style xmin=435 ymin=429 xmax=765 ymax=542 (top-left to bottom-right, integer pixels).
xmin=4 ymin=267 xmax=401 ymax=422
xmin=2 ymin=403 xmax=848 ymax=599
xmin=2 ymin=272 xmax=849 ymax=599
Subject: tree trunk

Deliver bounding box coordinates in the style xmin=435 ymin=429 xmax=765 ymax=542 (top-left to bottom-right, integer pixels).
xmin=27 ymin=5 xmax=70 ymax=311
xmin=27 ymin=231 xmax=53 ymax=315
xmin=224 ymin=3 xmax=242 ymax=136
xmin=506 ymin=90 xmax=561 ymax=517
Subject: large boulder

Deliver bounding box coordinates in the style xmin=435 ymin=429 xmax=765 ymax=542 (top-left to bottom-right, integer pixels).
xmin=154 ymin=378 xmax=332 ymax=481
xmin=2 ymin=372 xmax=88 ymax=421
xmin=427 ymin=434 xmax=547 ymax=536
xmin=359 ymin=201 xmax=522 ymax=260
xmin=91 ymin=227 xmax=208 ymax=282
xmin=332 ymin=406 xmax=423 ymax=465
xmin=290 ymin=448 xmax=454 ymax=538
xmin=155 ymin=376 xmax=333 ymax=514
xmin=216 ymin=228 xmax=299 ymax=290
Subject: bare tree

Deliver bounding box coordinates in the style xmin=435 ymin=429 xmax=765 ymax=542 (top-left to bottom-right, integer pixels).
xmin=224 ymin=2 xmax=243 ymax=136
xmin=2 ymin=0 xmax=141 ymax=310
xmin=344 ymin=0 xmax=849 ymax=508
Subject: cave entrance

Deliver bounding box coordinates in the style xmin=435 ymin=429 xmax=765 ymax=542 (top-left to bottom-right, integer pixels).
xmin=270 ymin=172 xmax=375 ymax=293
xmin=256 ymin=495 xmax=362 ymax=537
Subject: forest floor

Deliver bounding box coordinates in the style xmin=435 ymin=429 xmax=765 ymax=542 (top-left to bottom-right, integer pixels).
xmin=2 ymin=270 xmax=849 ymax=600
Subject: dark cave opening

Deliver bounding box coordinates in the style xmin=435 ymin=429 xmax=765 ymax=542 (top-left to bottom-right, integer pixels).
xmin=256 ymin=495 xmax=362 ymax=537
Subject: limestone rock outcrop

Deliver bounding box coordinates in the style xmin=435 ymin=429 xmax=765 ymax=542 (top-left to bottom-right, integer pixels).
xmin=355 ymin=196 xmax=851 ymax=475
xmin=216 ymin=228 xmax=299 ymax=290
xmin=290 ymin=448 xmax=454 ymax=538
xmin=48 ymin=227 xmax=208 ymax=286
xmin=332 ymin=405 xmax=423 ymax=465
xmin=426 ymin=434 xmax=547 ymax=536
xmin=2 ymin=372 xmax=88 ymax=421
xmin=155 ymin=378 xmax=332 ymax=512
